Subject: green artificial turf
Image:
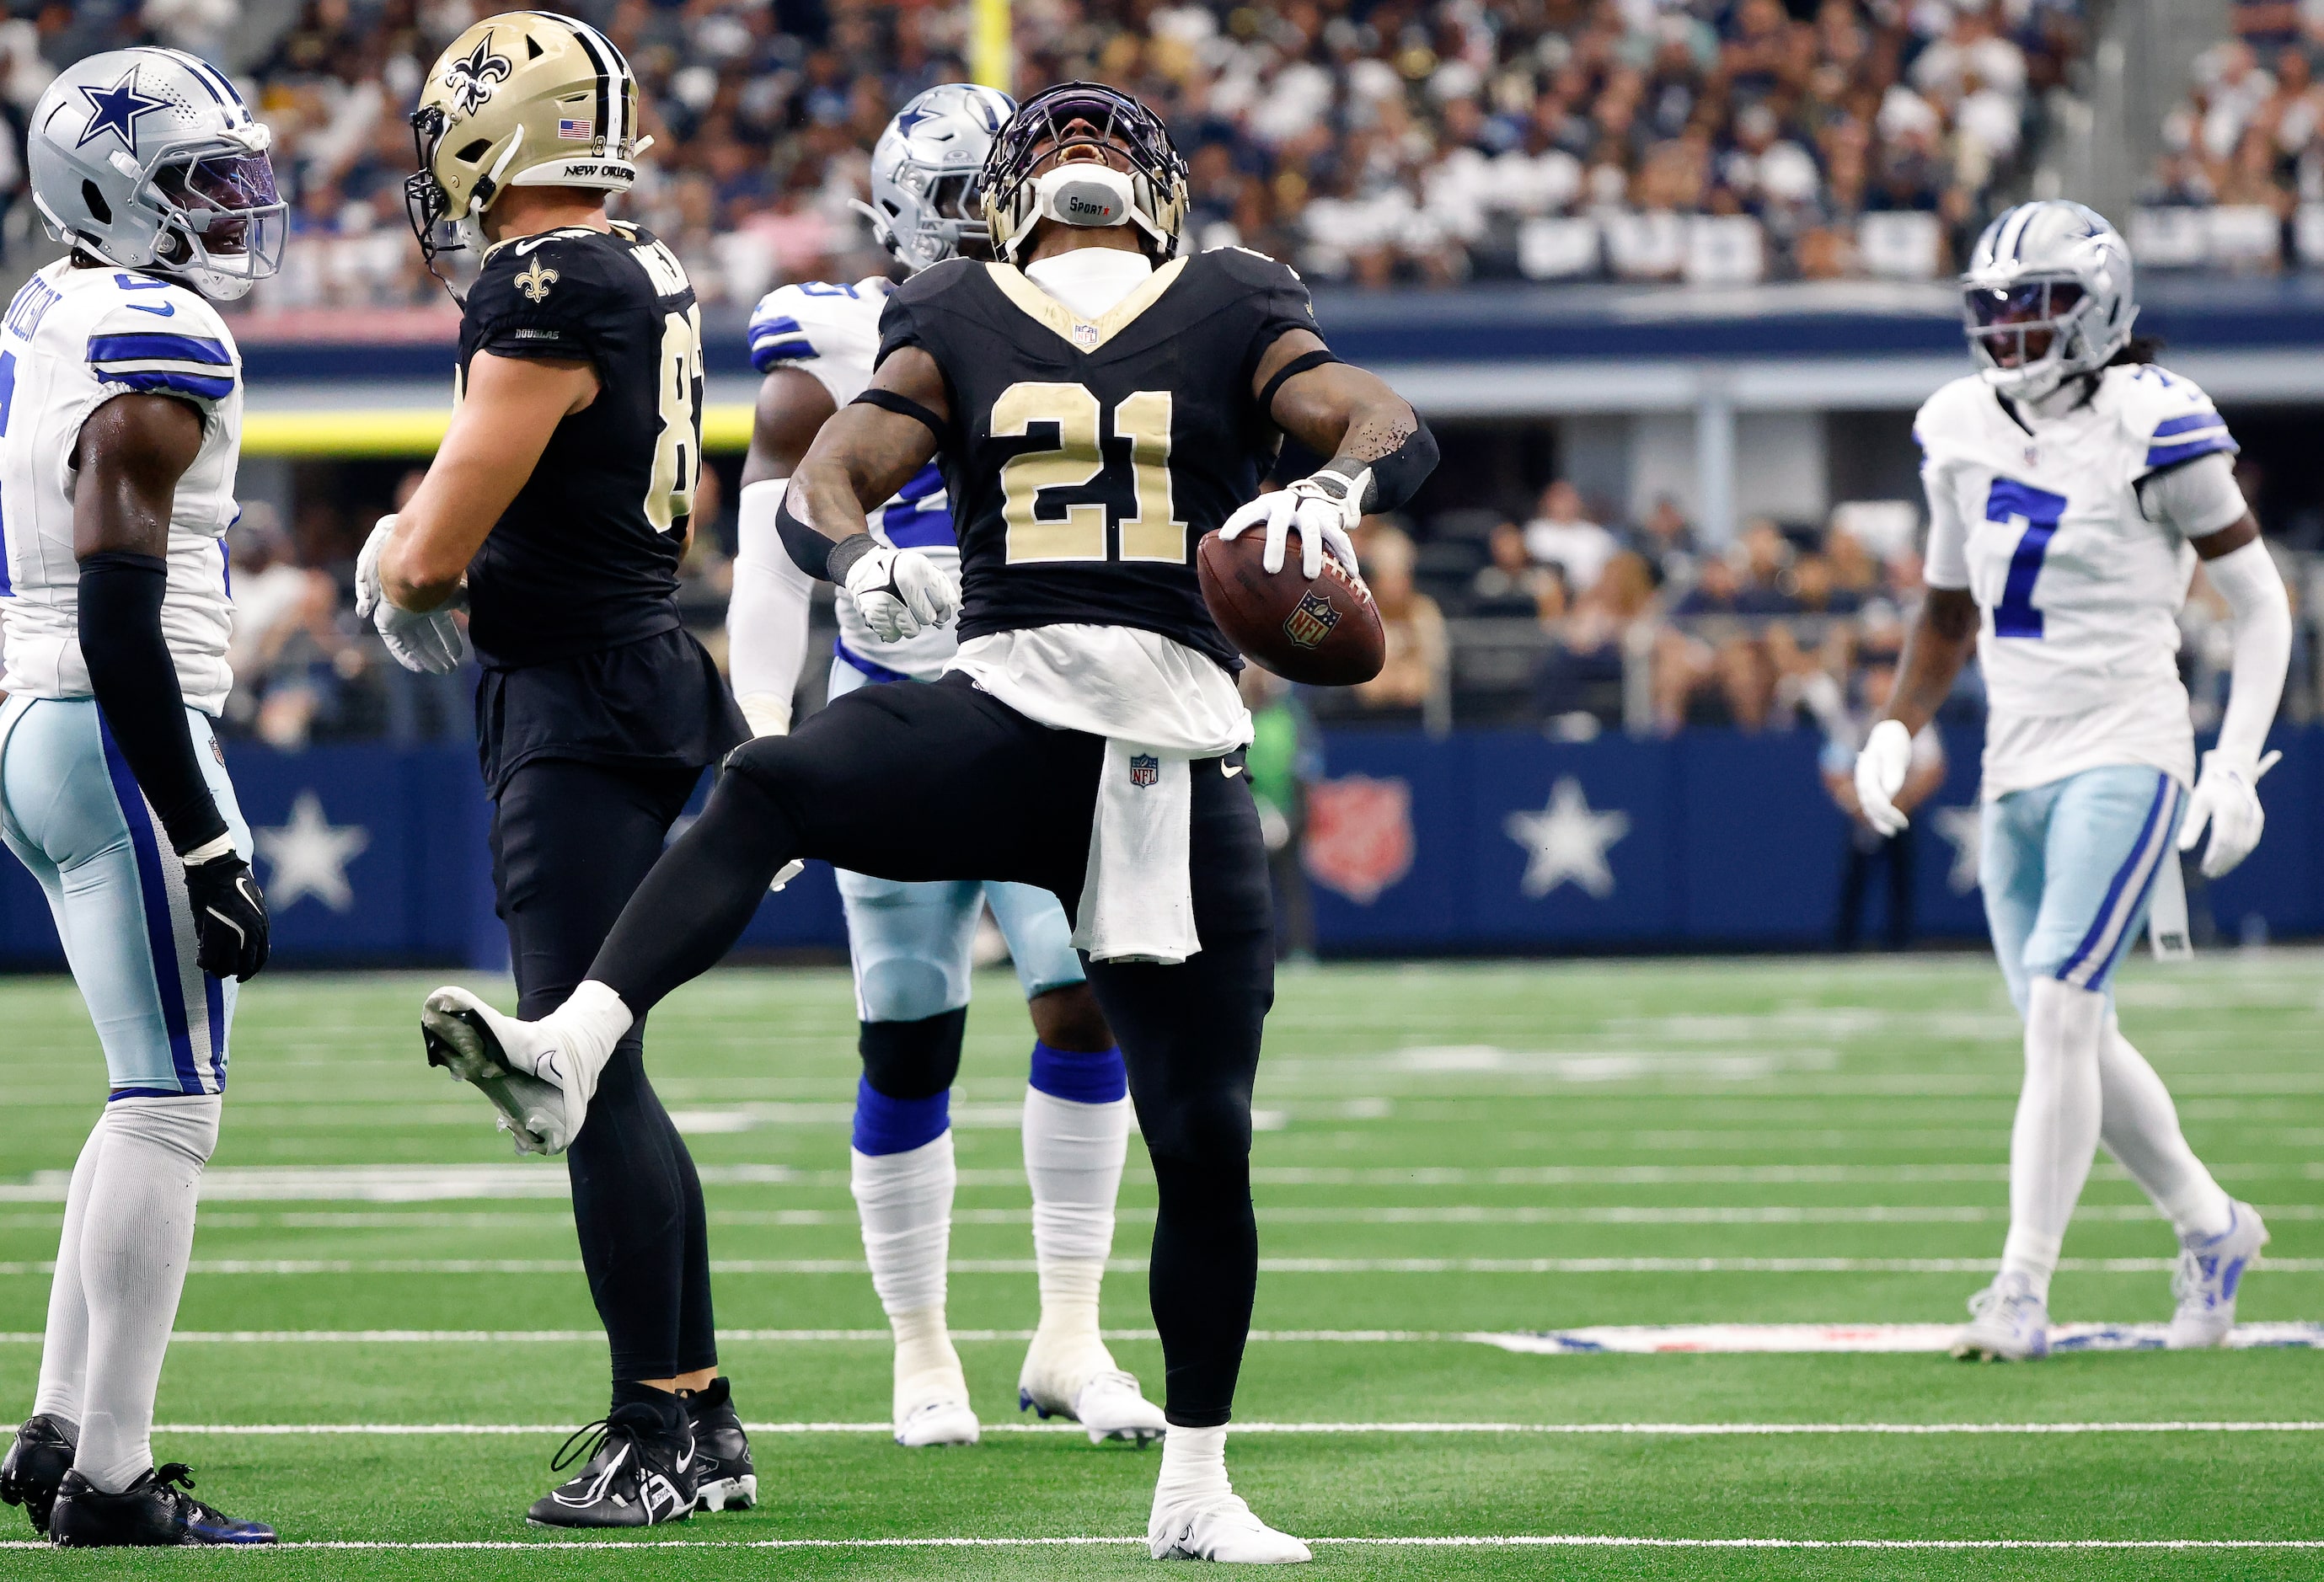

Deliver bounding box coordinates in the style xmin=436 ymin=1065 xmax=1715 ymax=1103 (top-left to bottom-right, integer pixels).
xmin=0 ymin=953 xmax=2318 ymax=1578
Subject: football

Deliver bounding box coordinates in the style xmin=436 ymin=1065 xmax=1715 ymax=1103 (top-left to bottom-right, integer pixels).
xmin=1196 ymin=526 xmax=1386 ymax=687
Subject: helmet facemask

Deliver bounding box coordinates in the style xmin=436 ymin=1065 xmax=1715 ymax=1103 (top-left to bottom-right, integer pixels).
xmin=148 ymin=147 xmax=286 ymax=300
xmin=1963 ymin=275 xmax=2103 ymax=402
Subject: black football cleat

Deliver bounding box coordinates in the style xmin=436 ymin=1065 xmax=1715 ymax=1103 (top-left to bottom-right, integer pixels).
xmin=48 ymin=1463 xmax=276 ymax=1547
xmin=527 ymin=1402 xmax=697 ymax=1529
xmin=685 ymin=1377 xmax=757 ymax=1513
xmin=0 ymin=1414 xmax=78 ymax=1536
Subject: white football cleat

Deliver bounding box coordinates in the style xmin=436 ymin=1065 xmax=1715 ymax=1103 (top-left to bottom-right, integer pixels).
xmin=1019 ymin=1335 xmax=1166 ymax=1446
xmin=2167 ymin=1202 xmax=2268 ymax=1350
xmin=893 ymin=1360 xmax=979 ymax=1448
xmin=421 ymin=987 xmax=592 ymax=1156
xmin=1950 ymin=1274 xmax=2049 ymax=1361
xmin=1149 ymin=1492 xmax=1311 ymax=1563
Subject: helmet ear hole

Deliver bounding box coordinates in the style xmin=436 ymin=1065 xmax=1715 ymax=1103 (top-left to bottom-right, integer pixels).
xmin=456 ymin=138 xmax=491 ymax=163
xmin=81 ymin=179 xmax=111 ymax=225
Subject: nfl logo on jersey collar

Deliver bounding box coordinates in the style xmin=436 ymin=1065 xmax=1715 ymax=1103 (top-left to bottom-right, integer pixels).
xmin=1072 ymin=322 xmax=1099 ymax=350
xmin=1129 ymin=753 xmax=1159 ymax=788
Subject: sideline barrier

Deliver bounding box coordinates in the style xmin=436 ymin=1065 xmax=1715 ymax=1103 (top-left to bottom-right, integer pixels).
xmin=2 ymin=727 xmax=2313 ymax=967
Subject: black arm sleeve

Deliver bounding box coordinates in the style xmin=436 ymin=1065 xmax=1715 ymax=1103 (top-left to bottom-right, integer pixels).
xmin=78 ymin=552 xmax=228 ymax=854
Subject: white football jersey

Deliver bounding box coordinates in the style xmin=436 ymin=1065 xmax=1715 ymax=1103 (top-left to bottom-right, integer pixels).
xmin=1916 ymin=363 xmax=2233 ymax=798
xmin=0 ymin=261 xmax=243 ymax=715
xmin=747 ymin=277 xmax=956 ymax=682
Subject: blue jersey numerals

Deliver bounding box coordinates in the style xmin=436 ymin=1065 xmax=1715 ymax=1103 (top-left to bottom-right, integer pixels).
xmin=1984 ymin=478 xmax=2068 ymax=639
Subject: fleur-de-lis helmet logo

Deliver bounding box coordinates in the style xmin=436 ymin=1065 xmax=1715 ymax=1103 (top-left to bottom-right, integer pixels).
xmin=443 ymin=32 xmax=511 ymax=115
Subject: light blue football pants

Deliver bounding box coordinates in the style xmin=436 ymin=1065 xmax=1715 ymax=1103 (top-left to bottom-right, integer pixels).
xmin=1980 ymin=763 xmax=2187 ymax=1017
xmin=0 ymin=697 xmax=249 ymax=1094
xmin=828 ymin=658 xmax=1086 ymax=1023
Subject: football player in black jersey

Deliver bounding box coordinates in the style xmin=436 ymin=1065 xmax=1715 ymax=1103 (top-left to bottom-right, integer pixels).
xmin=432 ymin=81 xmax=1437 ymax=1560
xmin=356 ymin=12 xmax=751 ymax=1531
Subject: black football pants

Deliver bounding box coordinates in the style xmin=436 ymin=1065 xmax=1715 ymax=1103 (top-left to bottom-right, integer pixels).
xmin=491 ymin=757 xmax=718 ymax=1384
xmin=589 ymin=674 xmax=1275 ymax=1426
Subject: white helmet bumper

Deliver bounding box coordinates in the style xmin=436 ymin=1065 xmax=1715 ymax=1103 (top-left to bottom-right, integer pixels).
xmin=1961 ymin=200 xmax=2137 ymax=402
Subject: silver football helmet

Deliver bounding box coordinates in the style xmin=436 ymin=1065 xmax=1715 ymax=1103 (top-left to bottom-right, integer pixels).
xmin=28 ymin=46 xmax=284 ymax=301
xmin=1960 ymin=200 xmax=2137 ymax=402
xmin=853 ymin=83 xmax=1016 ymax=273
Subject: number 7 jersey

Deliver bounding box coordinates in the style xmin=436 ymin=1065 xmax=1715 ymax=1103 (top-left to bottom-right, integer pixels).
xmin=1914 ymin=363 xmax=2234 ymax=796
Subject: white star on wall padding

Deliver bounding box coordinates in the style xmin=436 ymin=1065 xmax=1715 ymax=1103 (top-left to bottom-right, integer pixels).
xmin=1932 ymin=804 xmax=1983 ymax=895
xmin=254 ymin=791 xmax=371 ymax=913
xmin=1504 ymin=776 xmax=1630 ymax=900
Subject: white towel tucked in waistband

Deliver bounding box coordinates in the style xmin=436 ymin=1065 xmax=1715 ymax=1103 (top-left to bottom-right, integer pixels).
xmin=948 ymin=626 xmax=1250 ymax=965
xmin=1079 ymin=740 xmax=1194 ymax=964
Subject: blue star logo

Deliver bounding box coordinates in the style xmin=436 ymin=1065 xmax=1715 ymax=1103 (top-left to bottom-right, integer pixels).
xmin=76 ymin=68 xmax=168 ymax=152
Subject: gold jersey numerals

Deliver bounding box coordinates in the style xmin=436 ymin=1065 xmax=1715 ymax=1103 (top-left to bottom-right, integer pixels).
xmin=991 ymin=382 xmax=1184 ymax=564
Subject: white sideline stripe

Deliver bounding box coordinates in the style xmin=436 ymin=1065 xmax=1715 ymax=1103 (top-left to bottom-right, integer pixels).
xmin=7 ymin=1160 xmax=2322 ymax=1201
xmin=7 ymin=1323 xmax=2320 ymax=1351
xmin=3 ymin=1537 xmax=2322 ymax=1552
xmin=3 ymin=1256 xmax=2316 ymax=1275
xmin=134 ymin=1420 xmax=2324 ymax=1437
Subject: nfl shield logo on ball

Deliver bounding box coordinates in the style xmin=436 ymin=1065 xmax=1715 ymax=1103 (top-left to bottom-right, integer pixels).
xmin=1129 ymin=753 xmax=1159 ymax=788
xmin=1283 ymin=590 xmax=1341 ymax=649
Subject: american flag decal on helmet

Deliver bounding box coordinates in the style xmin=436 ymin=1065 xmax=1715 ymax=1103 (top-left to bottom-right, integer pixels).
xmin=559 ymin=118 xmax=594 ymax=141
xmin=1283 ymin=590 xmax=1341 ymax=649
xmin=1129 ymin=754 xmax=1159 ymax=788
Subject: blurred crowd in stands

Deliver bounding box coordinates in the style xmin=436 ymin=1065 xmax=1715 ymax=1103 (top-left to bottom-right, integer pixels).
xmin=0 ymin=0 xmax=2090 ymax=306
xmin=2134 ymin=1 xmax=2324 ymax=271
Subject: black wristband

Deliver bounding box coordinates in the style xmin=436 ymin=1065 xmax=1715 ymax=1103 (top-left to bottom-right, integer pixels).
xmin=1358 ymin=416 xmax=1439 ymax=514
xmin=78 ymin=550 xmax=228 ymax=855
xmin=824 ymin=532 xmax=880 ymax=584
xmin=1256 ymin=349 xmax=1341 ymax=421
xmin=850 ymin=387 xmax=945 ymax=441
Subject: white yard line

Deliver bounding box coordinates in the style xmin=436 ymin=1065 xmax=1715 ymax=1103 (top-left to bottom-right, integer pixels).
xmin=1 ymin=1536 xmax=2321 ymax=1551
xmin=3 ymin=1255 xmax=2316 ymax=1275
xmin=4 ymin=1322 xmax=2318 ymax=1351
xmin=123 ymin=1420 xmax=2324 ymax=1437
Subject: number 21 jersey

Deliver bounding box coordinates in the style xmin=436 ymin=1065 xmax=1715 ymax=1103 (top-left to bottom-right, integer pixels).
xmin=1915 ymin=363 xmax=2236 ymax=795
xmin=876 ymin=247 xmax=1318 ymax=671
xmin=458 ymin=221 xmax=703 ymax=669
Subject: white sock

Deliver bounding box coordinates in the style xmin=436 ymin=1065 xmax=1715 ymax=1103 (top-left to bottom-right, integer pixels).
xmin=1154 ymin=1424 xmax=1231 ymax=1510
xmin=2000 ymin=979 xmax=2106 ymax=1301
xmin=550 ymin=981 xmax=633 ymax=1101
xmin=852 ymin=1130 xmax=959 ymax=1402
xmin=1023 ymin=1085 xmax=1129 ymax=1350
xmin=31 ymin=1119 xmax=105 ymax=1426
xmin=72 ymin=1095 xmax=219 ymax=1494
xmin=2097 ymin=1016 xmax=2236 ymax=1241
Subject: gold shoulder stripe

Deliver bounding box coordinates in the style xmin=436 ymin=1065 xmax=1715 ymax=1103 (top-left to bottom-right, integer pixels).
xmin=982 ymin=257 xmax=1188 ymax=354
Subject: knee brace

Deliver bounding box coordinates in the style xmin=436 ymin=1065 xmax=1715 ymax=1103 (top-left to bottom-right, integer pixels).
xmin=859 ymin=1006 xmax=967 ymax=1101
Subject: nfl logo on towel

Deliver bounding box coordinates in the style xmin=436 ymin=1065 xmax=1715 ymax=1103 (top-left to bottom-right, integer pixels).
xmin=558 ymin=117 xmax=593 ymax=140
xmin=1129 ymin=753 xmax=1159 ymax=788
xmin=1283 ymin=590 xmax=1341 ymax=650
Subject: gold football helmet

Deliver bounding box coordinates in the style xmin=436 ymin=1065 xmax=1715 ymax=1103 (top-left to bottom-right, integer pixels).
xmin=404 ymin=11 xmax=644 ymax=275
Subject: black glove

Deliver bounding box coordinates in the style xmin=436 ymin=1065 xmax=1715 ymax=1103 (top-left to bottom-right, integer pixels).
xmin=184 ymin=852 xmax=270 ymax=981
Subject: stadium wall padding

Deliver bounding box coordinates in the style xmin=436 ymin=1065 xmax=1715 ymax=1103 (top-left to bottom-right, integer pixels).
xmin=0 ymin=727 xmax=2315 ymax=968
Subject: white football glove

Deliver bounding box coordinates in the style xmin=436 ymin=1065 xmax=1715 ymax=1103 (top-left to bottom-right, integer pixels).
xmin=1218 ymin=466 xmax=1369 ymax=581
xmin=2177 ymin=748 xmax=2280 ymax=879
xmin=842 ymin=542 xmax=958 ymax=642
xmin=1852 ymin=718 xmax=1914 ymax=836
xmin=356 ymin=516 xmax=469 ymax=675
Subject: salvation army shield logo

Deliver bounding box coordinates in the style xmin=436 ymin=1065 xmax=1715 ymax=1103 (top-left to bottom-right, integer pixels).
xmin=1283 ymin=590 xmax=1341 ymax=650
xmin=1128 ymin=753 xmax=1159 ymax=788
xmin=1301 ymin=773 xmax=1413 ymax=905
